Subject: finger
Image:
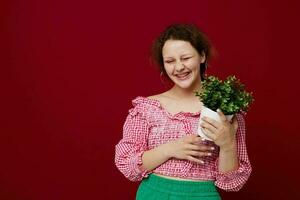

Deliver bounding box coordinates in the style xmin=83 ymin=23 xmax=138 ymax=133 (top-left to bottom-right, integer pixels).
xmin=190 ymin=150 xmax=212 ymax=157
xmin=202 ymin=117 xmax=219 ymax=129
xmin=190 ymin=135 xmax=202 ymax=143
xmin=232 ymin=117 xmax=238 ymax=130
xmin=202 ymin=128 xmax=216 ymax=141
xmin=200 ymin=121 xmax=218 ymax=133
xmin=185 ymin=144 xmax=202 ymax=151
xmin=188 ymin=150 xmax=211 ymax=157
xmin=185 ymin=134 xmax=201 ymax=143
xmin=217 ymin=109 xmax=227 ymax=122
xmin=230 ymin=114 xmax=237 ymax=122
xmin=189 ymin=143 xmax=215 ymax=151
xmin=187 ymin=156 xmax=204 ymax=164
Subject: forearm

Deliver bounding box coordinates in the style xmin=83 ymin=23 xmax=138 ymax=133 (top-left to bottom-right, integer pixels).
xmin=218 ymin=140 xmax=239 ymax=173
xmin=141 ymin=143 xmax=171 ymax=171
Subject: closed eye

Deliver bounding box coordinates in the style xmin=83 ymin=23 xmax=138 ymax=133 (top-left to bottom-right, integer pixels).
xmin=165 ymin=60 xmax=174 ymax=63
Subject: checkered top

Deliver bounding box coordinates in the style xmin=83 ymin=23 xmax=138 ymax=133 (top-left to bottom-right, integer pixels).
xmin=115 ymin=96 xmax=251 ymax=191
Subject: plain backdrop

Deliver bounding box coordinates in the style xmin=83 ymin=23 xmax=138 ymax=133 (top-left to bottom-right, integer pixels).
xmin=1 ymin=0 xmax=300 ymax=199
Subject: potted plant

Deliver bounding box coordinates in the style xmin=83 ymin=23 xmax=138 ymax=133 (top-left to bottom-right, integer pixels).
xmin=195 ymin=75 xmax=254 ymax=141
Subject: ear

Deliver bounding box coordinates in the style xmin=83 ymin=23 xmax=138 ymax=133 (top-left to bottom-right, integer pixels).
xmin=200 ymin=51 xmax=206 ymax=64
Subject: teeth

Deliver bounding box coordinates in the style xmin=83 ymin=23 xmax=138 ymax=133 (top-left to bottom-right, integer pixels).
xmin=177 ymin=72 xmax=189 ymax=77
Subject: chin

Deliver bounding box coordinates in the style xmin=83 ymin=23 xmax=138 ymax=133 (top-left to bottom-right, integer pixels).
xmin=173 ymin=81 xmax=194 ymax=89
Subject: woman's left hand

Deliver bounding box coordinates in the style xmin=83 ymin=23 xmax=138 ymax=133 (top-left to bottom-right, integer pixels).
xmin=200 ymin=109 xmax=239 ymax=149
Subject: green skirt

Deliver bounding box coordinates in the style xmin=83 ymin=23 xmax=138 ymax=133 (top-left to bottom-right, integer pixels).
xmin=136 ymin=174 xmax=221 ymax=200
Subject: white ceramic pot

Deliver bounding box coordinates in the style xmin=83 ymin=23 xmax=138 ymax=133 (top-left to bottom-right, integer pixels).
xmin=198 ymin=106 xmax=234 ymax=141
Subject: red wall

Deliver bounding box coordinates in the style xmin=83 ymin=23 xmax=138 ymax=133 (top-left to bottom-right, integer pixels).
xmin=1 ymin=0 xmax=300 ymax=199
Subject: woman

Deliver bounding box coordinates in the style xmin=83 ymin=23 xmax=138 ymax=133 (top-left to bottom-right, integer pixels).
xmin=115 ymin=23 xmax=251 ymax=200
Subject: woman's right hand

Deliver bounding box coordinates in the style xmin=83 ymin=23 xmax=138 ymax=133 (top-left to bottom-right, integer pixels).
xmin=163 ymin=134 xmax=215 ymax=164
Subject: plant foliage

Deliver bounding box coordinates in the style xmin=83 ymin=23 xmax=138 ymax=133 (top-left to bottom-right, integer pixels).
xmin=195 ymin=75 xmax=254 ymax=115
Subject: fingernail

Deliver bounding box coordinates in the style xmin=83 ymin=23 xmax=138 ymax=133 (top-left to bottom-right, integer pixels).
xmin=201 ymin=160 xmax=205 ymax=164
xmin=207 ymin=153 xmax=212 ymax=156
xmin=217 ymin=109 xmax=221 ymax=112
xmin=211 ymin=147 xmax=215 ymax=150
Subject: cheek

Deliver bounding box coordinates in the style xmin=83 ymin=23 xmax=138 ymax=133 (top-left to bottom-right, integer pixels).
xmin=163 ymin=64 xmax=173 ymax=74
xmin=187 ymin=60 xmax=200 ymax=70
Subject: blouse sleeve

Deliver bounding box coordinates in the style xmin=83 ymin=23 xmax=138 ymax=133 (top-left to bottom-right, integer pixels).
xmin=214 ymin=113 xmax=252 ymax=191
xmin=115 ymin=105 xmax=151 ymax=182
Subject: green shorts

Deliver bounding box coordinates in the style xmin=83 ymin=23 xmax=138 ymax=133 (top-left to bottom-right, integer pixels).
xmin=136 ymin=174 xmax=221 ymax=200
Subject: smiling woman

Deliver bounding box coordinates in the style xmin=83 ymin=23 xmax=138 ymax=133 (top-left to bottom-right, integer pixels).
xmin=152 ymin=24 xmax=213 ymax=82
xmin=115 ymin=24 xmax=251 ymax=200
xmin=162 ymin=39 xmax=205 ymax=90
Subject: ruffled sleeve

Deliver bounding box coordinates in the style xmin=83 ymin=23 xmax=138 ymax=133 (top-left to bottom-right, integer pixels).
xmin=115 ymin=99 xmax=151 ymax=181
xmin=214 ymin=113 xmax=252 ymax=191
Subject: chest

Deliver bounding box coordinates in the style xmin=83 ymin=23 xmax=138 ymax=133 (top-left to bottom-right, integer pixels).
xmin=147 ymin=112 xmax=199 ymax=148
xmin=160 ymin=99 xmax=203 ymax=115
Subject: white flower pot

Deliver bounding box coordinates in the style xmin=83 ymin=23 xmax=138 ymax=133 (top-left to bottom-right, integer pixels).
xmin=198 ymin=106 xmax=234 ymax=141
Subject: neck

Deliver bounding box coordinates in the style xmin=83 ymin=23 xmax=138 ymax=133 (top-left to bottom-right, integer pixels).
xmin=169 ymin=80 xmax=202 ymax=100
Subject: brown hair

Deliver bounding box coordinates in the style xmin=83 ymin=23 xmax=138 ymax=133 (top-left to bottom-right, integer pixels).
xmin=151 ymin=23 xmax=214 ymax=81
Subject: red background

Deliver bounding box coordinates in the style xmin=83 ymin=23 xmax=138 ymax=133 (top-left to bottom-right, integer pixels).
xmin=1 ymin=0 xmax=300 ymax=199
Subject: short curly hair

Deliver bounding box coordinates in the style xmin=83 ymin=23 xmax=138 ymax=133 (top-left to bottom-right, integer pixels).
xmin=151 ymin=23 xmax=213 ymax=81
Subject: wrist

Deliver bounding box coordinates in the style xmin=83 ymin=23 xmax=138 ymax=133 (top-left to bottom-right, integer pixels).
xmin=220 ymin=140 xmax=237 ymax=152
xmin=161 ymin=142 xmax=173 ymax=159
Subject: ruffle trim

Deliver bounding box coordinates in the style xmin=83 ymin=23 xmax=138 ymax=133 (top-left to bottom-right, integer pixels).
xmin=214 ymin=158 xmax=251 ymax=182
xmin=136 ymin=151 xmax=151 ymax=178
xmin=130 ymin=96 xmax=200 ymax=120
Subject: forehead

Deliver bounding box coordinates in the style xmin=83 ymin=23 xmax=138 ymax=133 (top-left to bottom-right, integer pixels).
xmin=162 ymin=40 xmax=197 ymax=57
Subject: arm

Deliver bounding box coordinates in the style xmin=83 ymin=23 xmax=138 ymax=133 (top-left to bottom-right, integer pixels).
xmin=218 ymin=138 xmax=239 ymax=174
xmin=201 ymin=112 xmax=252 ymax=191
xmin=142 ymin=135 xmax=214 ymax=171
xmin=115 ymin=108 xmax=150 ymax=182
xmin=115 ymin=106 xmax=215 ymax=181
xmin=215 ymin=113 xmax=252 ymax=191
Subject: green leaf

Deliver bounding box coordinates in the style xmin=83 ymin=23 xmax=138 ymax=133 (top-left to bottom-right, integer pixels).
xmin=195 ymin=75 xmax=254 ymax=115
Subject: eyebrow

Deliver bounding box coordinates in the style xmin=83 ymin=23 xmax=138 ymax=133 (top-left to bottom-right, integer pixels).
xmin=164 ymin=54 xmax=193 ymax=59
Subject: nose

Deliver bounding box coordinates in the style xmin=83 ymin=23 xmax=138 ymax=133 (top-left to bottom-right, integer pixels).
xmin=175 ymin=60 xmax=185 ymax=72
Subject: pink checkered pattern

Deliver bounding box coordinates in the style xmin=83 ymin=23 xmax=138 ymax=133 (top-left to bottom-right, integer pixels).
xmin=115 ymin=96 xmax=252 ymax=191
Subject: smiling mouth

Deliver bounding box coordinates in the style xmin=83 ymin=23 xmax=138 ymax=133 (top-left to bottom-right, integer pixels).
xmin=175 ymin=72 xmax=190 ymax=80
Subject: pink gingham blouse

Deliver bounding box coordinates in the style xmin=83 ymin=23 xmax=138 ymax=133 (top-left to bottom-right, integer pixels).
xmin=115 ymin=96 xmax=251 ymax=191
